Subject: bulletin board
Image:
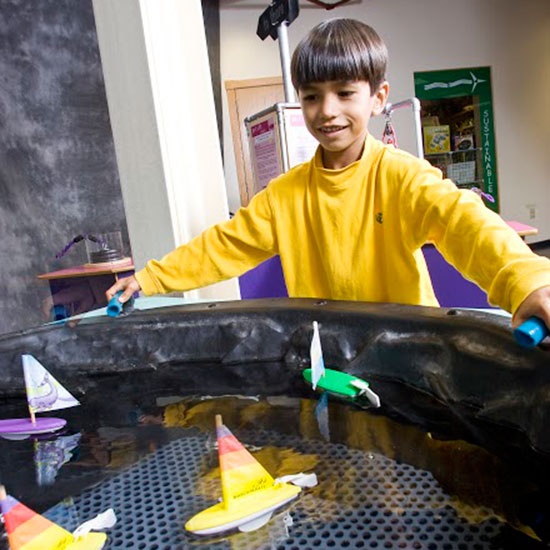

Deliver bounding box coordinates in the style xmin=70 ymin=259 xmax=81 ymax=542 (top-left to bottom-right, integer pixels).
xmin=414 ymin=67 xmax=499 ymax=212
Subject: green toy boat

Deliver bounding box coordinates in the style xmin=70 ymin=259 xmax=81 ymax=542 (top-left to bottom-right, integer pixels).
xmin=305 ymin=321 xmax=380 ymax=408
xmin=303 ymin=367 xmax=381 ymax=408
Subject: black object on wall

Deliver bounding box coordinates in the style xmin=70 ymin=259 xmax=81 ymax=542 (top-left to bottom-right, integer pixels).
xmin=0 ymin=0 xmax=130 ymax=334
xmin=201 ymin=0 xmax=222 ymax=146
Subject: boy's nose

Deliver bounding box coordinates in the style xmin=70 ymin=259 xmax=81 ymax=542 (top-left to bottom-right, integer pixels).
xmin=319 ymin=95 xmax=338 ymax=119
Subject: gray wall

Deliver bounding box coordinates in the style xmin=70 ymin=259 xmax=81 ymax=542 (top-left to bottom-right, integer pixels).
xmin=0 ymin=0 xmax=129 ymax=334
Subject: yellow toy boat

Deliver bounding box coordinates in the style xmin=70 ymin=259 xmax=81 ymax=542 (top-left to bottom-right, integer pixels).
xmin=185 ymin=415 xmax=301 ymax=535
xmin=0 ymin=484 xmax=107 ymax=550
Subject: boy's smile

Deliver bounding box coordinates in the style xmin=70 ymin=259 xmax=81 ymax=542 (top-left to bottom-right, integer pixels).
xmin=298 ymin=80 xmax=388 ymax=169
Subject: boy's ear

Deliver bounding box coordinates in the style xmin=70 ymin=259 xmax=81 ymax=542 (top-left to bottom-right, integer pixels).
xmin=371 ymin=81 xmax=390 ymax=116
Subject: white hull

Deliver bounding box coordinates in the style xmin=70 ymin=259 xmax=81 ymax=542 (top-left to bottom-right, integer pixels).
xmin=188 ymin=494 xmax=298 ymax=535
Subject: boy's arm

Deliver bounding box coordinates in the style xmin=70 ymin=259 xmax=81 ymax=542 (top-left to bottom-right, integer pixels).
xmin=109 ymin=189 xmax=277 ymax=298
xmin=401 ymin=164 xmax=550 ymax=315
xmin=512 ymin=286 xmax=550 ymax=329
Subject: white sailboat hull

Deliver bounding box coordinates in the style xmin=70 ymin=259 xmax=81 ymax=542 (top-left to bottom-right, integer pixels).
xmin=187 ymin=492 xmax=299 ymax=535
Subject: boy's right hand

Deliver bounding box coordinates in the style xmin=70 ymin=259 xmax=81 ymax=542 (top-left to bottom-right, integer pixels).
xmin=106 ymin=276 xmax=141 ymax=304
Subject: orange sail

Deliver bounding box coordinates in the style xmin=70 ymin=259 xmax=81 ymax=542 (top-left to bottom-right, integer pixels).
xmin=216 ymin=415 xmax=274 ymax=505
xmin=0 ymin=485 xmax=106 ymax=550
xmin=185 ymin=415 xmax=301 ymax=535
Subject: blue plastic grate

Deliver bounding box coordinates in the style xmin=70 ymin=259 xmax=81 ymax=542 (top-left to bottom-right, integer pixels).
xmin=11 ymin=427 xmax=519 ymax=549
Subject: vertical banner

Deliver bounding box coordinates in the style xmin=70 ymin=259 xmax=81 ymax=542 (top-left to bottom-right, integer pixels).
xmin=414 ymin=67 xmax=499 ymax=212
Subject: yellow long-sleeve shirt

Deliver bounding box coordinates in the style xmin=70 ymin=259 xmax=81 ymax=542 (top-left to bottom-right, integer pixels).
xmin=136 ymin=134 xmax=550 ymax=313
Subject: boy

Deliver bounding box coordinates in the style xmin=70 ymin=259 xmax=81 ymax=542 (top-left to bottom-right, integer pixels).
xmin=107 ymin=18 xmax=550 ymax=332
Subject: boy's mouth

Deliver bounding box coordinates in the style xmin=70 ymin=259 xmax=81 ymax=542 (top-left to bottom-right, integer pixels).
xmin=318 ymin=125 xmax=346 ymax=134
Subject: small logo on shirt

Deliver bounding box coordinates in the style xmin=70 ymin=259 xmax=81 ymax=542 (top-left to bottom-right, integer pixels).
xmin=375 ymin=212 xmax=383 ymax=224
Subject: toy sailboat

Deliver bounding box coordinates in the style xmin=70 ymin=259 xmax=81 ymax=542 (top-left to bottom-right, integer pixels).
xmin=0 ymin=484 xmax=108 ymax=550
xmin=185 ymin=414 xmax=302 ymax=536
xmin=303 ymin=321 xmax=381 ymax=408
xmin=0 ymin=355 xmax=79 ymax=438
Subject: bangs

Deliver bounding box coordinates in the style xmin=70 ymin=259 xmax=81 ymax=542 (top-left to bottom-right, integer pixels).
xmin=291 ymin=19 xmax=387 ymax=92
xmin=294 ymin=45 xmax=375 ymax=88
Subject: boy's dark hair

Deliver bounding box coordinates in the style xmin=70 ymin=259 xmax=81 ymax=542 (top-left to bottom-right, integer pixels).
xmin=291 ymin=18 xmax=388 ymax=94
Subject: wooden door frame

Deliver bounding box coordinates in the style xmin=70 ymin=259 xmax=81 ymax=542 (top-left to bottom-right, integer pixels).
xmin=225 ymin=77 xmax=283 ymax=206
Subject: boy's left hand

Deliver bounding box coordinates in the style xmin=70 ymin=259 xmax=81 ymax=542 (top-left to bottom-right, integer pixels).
xmin=512 ymin=286 xmax=550 ymax=330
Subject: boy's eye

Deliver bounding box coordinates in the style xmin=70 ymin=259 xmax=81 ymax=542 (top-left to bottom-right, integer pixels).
xmin=301 ymin=94 xmax=317 ymax=102
xmin=338 ymin=90 xmax=355 ymax=98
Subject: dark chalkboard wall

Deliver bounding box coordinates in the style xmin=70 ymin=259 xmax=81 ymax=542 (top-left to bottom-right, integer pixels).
xmin=0 ymin=0 xmax=130 ymax=334
xmin=0 ymin=0 xmax=222 ymax=335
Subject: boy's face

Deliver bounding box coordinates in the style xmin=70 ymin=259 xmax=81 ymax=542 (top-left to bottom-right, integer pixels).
xmin=298 ymin=80 xmax=388 ymax=169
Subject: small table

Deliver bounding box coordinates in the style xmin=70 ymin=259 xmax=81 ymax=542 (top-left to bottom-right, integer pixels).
xmin=38 ymin=258 xmax=135 ymax=320
xmin=506 ymin=220 xmax=538 ymax=240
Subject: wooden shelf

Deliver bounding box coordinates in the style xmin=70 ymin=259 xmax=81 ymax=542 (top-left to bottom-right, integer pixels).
xmin=38 ymin=258 xmax=134 ymax=280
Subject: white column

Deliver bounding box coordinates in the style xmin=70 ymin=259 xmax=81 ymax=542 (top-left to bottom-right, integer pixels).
xmin=92 ymin=0 xmax=240 ymax=301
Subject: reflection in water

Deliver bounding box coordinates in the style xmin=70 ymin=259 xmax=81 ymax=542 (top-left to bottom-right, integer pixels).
xmin=34 ymin=433 xmax=81 ymax=486
xmin=0 ymin=376 xmax=548 ymax=549
xmin=155 ymin=395 xmax=545 ymax=544
xmin=314 ymin=392 xmax=330 ymax=441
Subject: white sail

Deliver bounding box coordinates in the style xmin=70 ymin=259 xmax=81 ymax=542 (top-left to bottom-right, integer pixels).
xmin=22 ymin=355 xmax=80 ymax=414
xmin=310 ymin=321 xmax=326 ymax=390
